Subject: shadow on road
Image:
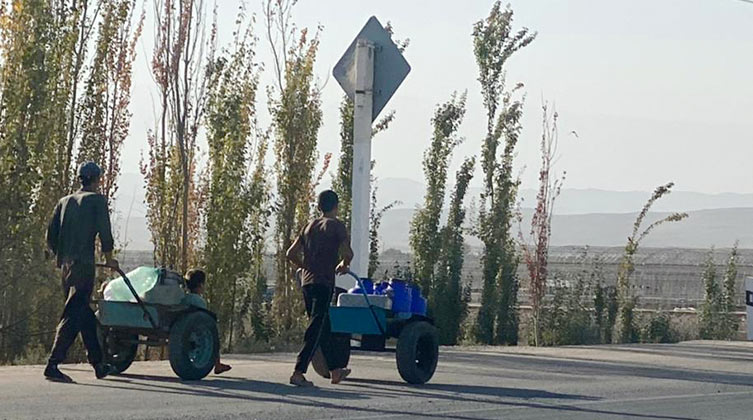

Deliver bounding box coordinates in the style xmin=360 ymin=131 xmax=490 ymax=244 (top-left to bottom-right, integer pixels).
xmin=344 ymin=377 xmax=594 ymax=400
xmin=342 ymin=378 xmax=699 ymax=420
xmin=444 ymin=350 xmax=753 ymax=389
xmin=577 ymin=343 xmax=753 ymax=364
xmin=71 ymin=369 xmax=706 ymax=420
xmin=114 ymin=372 xmax=359 ymax=399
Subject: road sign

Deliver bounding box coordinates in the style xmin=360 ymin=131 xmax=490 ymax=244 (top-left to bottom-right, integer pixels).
xmin=332 ymin=16 xmax=411 ymax=283
xmin=333 ymin=16 xmax=411 ymax=121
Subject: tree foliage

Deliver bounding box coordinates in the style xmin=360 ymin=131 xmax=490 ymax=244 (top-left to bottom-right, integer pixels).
xmin=409 ymin=93 xmax=474 ymax=345
xmin=77 ymin=0 xmax=144 ymax=203
xmin=202 ymin=9 xmax=269 ymax=350
xmin=520 ymin=103 xmax=565 ymax=346
xmin=410 ymin=93 xmax=466 ymax=293
xmin=142 ymin=0 xmax=214 ymax=272
xmin=472 ymin=2 xmax=536 ymax=345
xmin=264 ymin=0 xmax=323 ymax=332
xmin=332 ymin=96 xmax=354 ymax=231
xmin=614 ymin=182 xmax=688 ymax=343
xmin=721 ymin=242 xmax=740 ymax=337
xmin=699 ymin=245 xmax=740 ymax=340
xmin=432 ymin=157 xmax=475 ymax=344
xmin=0 ymin=0 xmax=141 ymax=363
xmin=368 ymin=178 xmax=400 ymax=278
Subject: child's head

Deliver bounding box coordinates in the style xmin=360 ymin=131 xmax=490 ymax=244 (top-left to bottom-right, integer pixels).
xmin=317 ymin=189 xmax=339 ymax=216
xmin=185 ymin=269 xmax=206 ymax=294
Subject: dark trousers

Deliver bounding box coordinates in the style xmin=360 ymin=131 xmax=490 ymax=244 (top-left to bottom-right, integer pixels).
xmin=295 ymin=284 xmax=336 ymax=373
xmin=48 ymin=262 xmax=102 ymax=367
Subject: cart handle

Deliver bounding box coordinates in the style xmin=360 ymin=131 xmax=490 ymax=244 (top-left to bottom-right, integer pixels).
xmin=97 ymin=264 xmax=158 ymax=329
xmin=344 ymin=270 xmax=386 ymax=336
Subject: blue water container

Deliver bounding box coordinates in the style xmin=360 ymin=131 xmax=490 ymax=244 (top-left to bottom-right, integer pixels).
xmin=374 ymin=281 xmax=388 ymax=295
xmin=389 ymin=279 xmax=412 ymax=313
xmin=362 ymin=279 xmax=374 ymax=294
xmin=409 ymin=285 xmax=427 ymax=315
xmin=412 ymin=296 xmax=427 ymax=316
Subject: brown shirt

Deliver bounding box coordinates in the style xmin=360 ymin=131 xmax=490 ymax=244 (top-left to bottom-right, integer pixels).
xmin=46 ymin=189 xmax=114 ymax=267
xmin=299 ymin=217 xmax=348 ymax=288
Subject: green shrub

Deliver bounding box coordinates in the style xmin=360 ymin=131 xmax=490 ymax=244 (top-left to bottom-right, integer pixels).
xmin=537 ymin=277 xmax=599 ymax=346
xmin=640 ymin=311 xmax=675 ymax=343
xmin=698 ymin=247 xmax=739 ymax=340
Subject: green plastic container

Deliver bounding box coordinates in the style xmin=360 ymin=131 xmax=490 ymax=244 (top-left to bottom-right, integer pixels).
xmin=329 ymin=306 xmax=386 ymax=336
xmin=97 ymin=300 xmax=159 ymax=328
xmin=103 ymin=267 xmax=161 ymax=302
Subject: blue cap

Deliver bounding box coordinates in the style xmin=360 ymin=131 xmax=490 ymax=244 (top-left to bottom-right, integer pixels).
xmin=78 ymin=161 xmax=102 ymax=180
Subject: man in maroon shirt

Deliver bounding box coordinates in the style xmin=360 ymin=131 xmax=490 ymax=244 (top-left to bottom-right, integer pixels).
xmin=286 ymin=190 xmax=353 ymax=387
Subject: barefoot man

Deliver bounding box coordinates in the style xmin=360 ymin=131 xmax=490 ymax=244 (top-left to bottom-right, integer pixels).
xmin=286 ymin=190 xmax=353 ymax=387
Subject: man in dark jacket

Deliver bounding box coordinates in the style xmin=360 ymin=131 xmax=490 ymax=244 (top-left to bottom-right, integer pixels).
xmin=44 ymin=162 xmax=118 ymax=383
xmin=286 ymin=190 xmax=353 ymax=387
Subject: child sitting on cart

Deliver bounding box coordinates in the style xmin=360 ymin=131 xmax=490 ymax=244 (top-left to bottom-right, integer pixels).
xmin=183 ymin=269 xmax=232 ymax=375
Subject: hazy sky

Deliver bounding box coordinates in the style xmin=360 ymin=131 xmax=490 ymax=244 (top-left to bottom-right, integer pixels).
xmin=123 ymin=0 xmax=753 ymax=196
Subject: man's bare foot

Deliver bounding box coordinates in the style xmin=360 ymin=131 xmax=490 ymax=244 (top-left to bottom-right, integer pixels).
xmin=289 ymin=372 xmax=314 ymax=387
xmin=214 ymin=363 xmax=232 ymax=375
xmin=330 ymin=368 xmax=351 ymax=384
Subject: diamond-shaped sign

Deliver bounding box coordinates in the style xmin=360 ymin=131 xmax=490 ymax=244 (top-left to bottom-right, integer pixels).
xmin=333 ymin=16 xmax=411 ymax=121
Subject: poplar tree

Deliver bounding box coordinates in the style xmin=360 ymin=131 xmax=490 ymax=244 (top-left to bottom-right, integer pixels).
xmin=77 ymin=0 xmax=144 ymax=203
xmin=614 ymin=182 xmax=687 ymax=343
xmin=472 ymin=2 xmax=535 ymax=345
xmin=203 ymin=10 xmax=268 ymax=348
xmin=264 ymin=0 xmax=323 ymax=331
xmin=520 ymin=103 xmax=566 ymax=346
xmin=433 ymin=157 xmax=475 ymax=344
xmin=409 ymin=93 xmax=475 ymax=345
xmin=0 ymin=0 xmax=85 ymax=361
xmin=0 ymin=1 xmax=141 ymax=361
xmin=143 ymin=0 xmax=214 ymax=271
xmin=410 ymin=93 xmax=467 ymax=295
xmin=698 ymin=250 xmax=721 ymax=340
xmin=721 ymin=243 xmax=740 ymax=338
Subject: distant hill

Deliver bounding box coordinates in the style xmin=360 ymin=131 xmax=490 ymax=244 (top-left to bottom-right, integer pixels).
xmin=117 ymin=207 xmax=753 ymax=251
xmin=112 ymin=173 xmax=753 ymax=251
xmin=115 ymin=173 xmax=753 ymax=216
xmin=375 ymin=207 xmax=753 ymax=251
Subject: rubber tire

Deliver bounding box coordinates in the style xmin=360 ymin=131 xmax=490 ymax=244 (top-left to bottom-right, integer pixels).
xmin=98 ymin=329 xmax=138 ymax=375
xmin=311 ymin=334 xmax=351 ymax=379
xmin=311 ymin=287 xmax=351 ymax=379
xmin=396 ymin=321 xmax=439 ymax=384
xmin=168 ymin=311 xmax=219 ymax=380
xmin=105 ymin=334 xmax=139 ymax=374
xmin=311 ymin=348 xmax=331 ymax=379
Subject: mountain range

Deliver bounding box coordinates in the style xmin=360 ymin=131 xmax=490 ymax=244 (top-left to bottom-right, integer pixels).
xmin=112 ymin=173 xmax=753 ymax=251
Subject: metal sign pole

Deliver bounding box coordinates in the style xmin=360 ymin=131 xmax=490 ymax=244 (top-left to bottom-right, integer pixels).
xmin=350 ymin=39 xmax=375 ymax=278
xmin=746 ymin=277 xmax=753 ymax=340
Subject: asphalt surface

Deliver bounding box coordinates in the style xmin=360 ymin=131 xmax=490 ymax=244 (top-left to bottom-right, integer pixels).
xmin=1 ymin=341 xmax=752 ymax=419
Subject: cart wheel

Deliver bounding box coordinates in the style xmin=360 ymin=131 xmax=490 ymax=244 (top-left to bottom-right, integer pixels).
xmin=97 ymin=327 xmax=139 ymax=375
xmin=311 ymin=333 xmax=351 ymax=379
xmin=311 ymin=348 xmax=330 ymax=379
xmin=105 ymin=333 xmax=139 ymax=374
xmin=168 ymin=311 xmax=219 ymax=380
xmin=396 ymin=321 xmax=438 ymax=384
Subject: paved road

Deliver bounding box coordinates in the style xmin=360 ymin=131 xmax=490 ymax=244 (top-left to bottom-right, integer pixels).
xmin=1 ymin=341 xmax=752 ymax=419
